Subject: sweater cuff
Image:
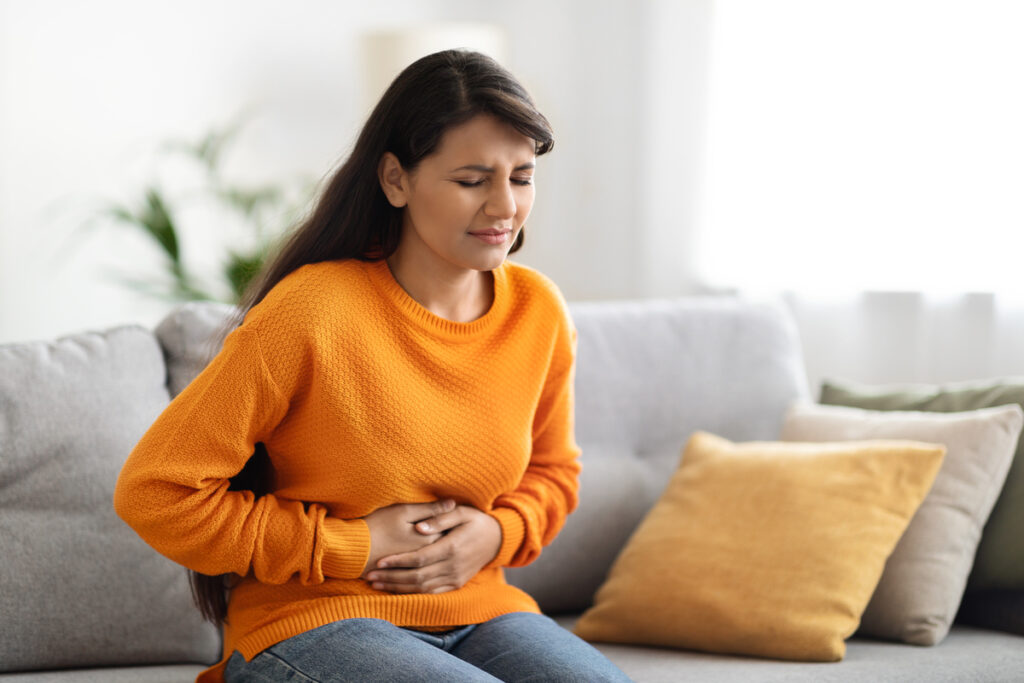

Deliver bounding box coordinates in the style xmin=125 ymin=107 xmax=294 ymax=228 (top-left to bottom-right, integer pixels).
xmin=320 ymin=517 xmax=372 ymax=579
xmin=486 ymin=506 xmax=526 ymax=569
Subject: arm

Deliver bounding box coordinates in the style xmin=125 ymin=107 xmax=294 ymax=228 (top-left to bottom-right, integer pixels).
xmin=113 ymin=324 xmax=370 ymax=584
xmin=487 ymin=320 xmax=582 ymax=568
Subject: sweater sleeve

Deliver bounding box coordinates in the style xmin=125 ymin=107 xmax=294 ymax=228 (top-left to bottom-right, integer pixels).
xmin=487 ymin=315 xmax=582 ymax=568
xmin=113 ymin=323 xmax=371 ymax=584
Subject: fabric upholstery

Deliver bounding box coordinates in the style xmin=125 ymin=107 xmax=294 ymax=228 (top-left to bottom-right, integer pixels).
xmin=0 ymin=326 xmax=220 ymax=672
xmin=506 ymin=297 xmax=813 ymax=612
xmin=154 ymin=300 xmax=237 ymax=398
xmin=556 ymin=617 xmax=1024 ymax=683
xmin=573 ymin=431 xmax=945 ymax=661
xmin=781 ymin=402 xmax=1022 ymax=645
xmin=0 ymin=665 xmax=207 ymax=682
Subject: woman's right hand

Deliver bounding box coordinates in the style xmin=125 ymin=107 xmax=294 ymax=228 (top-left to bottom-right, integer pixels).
xmin=361 ymin=499 xmax=456 ymax=577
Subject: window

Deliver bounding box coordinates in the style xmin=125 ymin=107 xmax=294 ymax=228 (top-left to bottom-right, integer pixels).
xmin=696 ymin=0 xmax=1024 ymax=294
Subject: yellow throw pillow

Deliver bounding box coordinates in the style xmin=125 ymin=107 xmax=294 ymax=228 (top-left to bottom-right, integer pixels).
xmin=573 ymin=431 xmax=946 ymax=662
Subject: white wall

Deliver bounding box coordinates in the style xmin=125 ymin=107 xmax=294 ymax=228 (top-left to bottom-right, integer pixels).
xmin=0 ymin=0 xmax=431 ymax=341
xmin=1 ymin=0 xmax=710 ymax=344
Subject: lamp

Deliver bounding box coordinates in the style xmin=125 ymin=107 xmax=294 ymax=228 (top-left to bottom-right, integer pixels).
xmin=358 ymin=22 xmax=508 ymax=116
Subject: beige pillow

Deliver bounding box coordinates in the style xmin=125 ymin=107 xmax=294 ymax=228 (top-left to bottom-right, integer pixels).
xmin=574 ymin=432 xmax=945 ymax=661
xmin=781 ymin=402 xmax=1023 ymax=645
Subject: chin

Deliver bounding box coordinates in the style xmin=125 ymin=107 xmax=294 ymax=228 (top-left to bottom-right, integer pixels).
xmin=479 ymin=253 xmax=511 ymax=271
xmin=458 ymin=251 xmax=510 ymax=272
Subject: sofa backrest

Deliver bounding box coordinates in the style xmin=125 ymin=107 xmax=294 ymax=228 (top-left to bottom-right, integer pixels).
xmin=0 ymin=325 xmax=221 ymax=673
xmin=506 ymin=297 xmax=811 ymax=611
xmin=156 ymin=296 xmax=811 ymax=613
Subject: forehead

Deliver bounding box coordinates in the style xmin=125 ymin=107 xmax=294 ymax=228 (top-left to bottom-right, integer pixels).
xmin=429 ymin=115 xmax=536 ymax=166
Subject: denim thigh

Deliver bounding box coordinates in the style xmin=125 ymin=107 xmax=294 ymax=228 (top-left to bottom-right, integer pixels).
xmin=449 ymin=612 xmax=634 ymax=682
xmin=223 ymin=618 xmax=500 ymax=683
xmin=224 ymin=613 xmax=633 ymax=682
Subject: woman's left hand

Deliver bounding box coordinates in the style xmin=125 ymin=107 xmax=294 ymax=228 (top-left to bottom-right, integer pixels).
xmin=363 ymin=505 xmax=502 ymax=594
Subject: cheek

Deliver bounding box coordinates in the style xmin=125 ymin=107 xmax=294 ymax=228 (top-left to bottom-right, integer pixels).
xmin=411 ymin=190 xmax=469 ymax=230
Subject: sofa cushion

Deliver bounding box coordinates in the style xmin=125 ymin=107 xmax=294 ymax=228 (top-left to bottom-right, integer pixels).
xmin=154 ymin=300 xmax=237 ymax=397
xmin=0 ymin=665 xmax=207 ymax=682
xmin=781 ymin=402 xmax=1022 ymax=646
xmin=573 ymin=431 xmax=945 ymax=662
xmin=558 ymin=617 xmax=1024 ymax=683
xmin=0 ymin=326 xmax=220 ymax=672
xmin=820 ymin=377 xmax=1024 ymax=591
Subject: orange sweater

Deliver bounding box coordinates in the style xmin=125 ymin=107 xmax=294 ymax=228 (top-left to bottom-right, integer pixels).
xmin=113 ymin=257 xmax=581 ymax=682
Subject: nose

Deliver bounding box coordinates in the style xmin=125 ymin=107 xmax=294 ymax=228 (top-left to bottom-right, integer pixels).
xmin=484 ymin=180 xmax=516 ymax=219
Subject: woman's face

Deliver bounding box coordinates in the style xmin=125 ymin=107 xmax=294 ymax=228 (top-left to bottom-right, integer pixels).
xmin=380 ymin=114 xmax=537 ymax=276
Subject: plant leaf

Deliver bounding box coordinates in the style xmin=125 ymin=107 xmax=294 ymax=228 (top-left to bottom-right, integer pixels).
xmin=217 ymin=185 xmax=284 ymax=219
xmin=139 ymin=188 xmax=180 ymax=262
xmin=224 ymin=248 xmax=268 ymax=303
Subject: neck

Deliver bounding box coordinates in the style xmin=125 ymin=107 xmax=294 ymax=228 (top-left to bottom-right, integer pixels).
xmin=385 ymin=250 xmax=494 ymax=323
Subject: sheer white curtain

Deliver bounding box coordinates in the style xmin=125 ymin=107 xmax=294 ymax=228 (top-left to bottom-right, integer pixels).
xmin=696 ymin=0 xmax=1024 ymax=391
xmin=782 ymin=291 xmax=1024 ymax=395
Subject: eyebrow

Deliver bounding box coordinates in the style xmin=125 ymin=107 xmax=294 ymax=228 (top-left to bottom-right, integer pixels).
xmin=450 ymin=162 xmax=536 ymax=173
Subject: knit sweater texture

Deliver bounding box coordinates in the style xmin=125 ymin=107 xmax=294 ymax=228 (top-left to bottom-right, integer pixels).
xmin=113 ymin=257 xmax=581 ymax=683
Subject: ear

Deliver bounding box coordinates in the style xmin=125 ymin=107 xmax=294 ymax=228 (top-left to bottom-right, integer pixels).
xmin=378 ymin=152 xmax=409 ymax=208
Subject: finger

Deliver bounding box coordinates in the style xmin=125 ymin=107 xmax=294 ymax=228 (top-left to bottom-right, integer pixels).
xmin=367 ymin=565 xmax=446 ymax=586
xmin=416 ymin=531 xmax=444 ymax=545
xmin=414 ymin=507 xmax=466 ymax=535
xmin=372 ymin=578 xmax=457 ymax=594
xmin=404 ymin=499 xmax=456 ymax=522
xmin=371 ymin=581 xmax=423 ymax=594
xmin=376 ymin=536 xmax=451 ymax=570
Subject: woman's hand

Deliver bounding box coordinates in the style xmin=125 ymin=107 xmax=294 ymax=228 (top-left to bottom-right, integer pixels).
xmin=361 ymin=500 xmax=455 ymax=576
xmin=364 ymin=505 xmax=502 ymax=594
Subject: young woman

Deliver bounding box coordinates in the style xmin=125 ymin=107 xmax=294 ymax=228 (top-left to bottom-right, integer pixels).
xmin=114 ymin=49 xmax=631 ymax=682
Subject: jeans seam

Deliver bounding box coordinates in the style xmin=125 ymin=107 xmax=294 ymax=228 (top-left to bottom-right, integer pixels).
xmin=261 ymin=650 xmax=324 ymax=683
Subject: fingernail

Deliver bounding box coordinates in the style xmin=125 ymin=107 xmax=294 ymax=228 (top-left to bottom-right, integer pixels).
xmin=377 ymin=561 xmax=389 ymax=569
xmin=372 ymin=582 xmax=384 ymax=590
xmin=418 ymin=522 xmax=433 ymax=532
xmin=366 ymin=573 xmax=378 ymax=581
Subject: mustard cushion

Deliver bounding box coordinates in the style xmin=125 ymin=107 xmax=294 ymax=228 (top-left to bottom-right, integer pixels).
xmin=573 ymin=431 xmax=946 ymax=662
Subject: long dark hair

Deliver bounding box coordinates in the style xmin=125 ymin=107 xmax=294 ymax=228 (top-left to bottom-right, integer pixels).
xmin=189 ymin=48 xmax=555 ymax=625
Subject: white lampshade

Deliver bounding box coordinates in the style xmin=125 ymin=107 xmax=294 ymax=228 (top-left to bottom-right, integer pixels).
xmin=358 ymin=22 xmax=508 ymax=117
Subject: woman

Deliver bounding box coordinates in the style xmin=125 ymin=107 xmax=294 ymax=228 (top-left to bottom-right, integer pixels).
xmin=113 ymin=49 xmax=631 ymax=682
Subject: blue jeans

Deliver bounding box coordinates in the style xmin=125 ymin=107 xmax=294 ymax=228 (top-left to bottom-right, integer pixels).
xmin=223 ymin=612 xmax=633 ymax=682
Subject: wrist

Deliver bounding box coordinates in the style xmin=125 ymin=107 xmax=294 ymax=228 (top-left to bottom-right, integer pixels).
xmin=322 ymin=517 xmax=372 ymax=579
xmin=484 ymin=511 xmax=502 ymax=564
xmin=485 ymin=507 xmax=525 ymax=569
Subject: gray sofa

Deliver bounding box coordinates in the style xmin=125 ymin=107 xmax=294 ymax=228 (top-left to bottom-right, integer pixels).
xmin=1 ymin=297 xmax=1022 ymax=681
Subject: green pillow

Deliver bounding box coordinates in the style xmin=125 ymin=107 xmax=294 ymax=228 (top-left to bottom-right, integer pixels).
xmin=820 ymin=378 xmax=1024 ymax=592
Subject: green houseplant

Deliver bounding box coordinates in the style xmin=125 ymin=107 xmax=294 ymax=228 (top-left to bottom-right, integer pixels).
xmin=83 ymin=120 xmax=310 ymax=305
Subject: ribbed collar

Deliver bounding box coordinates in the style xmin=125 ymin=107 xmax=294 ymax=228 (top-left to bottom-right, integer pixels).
xmin=361 ymin=258 xmax=511 ymax=341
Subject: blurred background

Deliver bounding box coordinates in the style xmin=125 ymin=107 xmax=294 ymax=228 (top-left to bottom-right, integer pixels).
xmin=2 ymin=0 xmax=1023 ymax=391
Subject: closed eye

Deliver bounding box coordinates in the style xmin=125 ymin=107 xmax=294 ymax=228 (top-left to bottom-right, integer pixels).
xmin=456 ymin=179 xmax=533 ymax=187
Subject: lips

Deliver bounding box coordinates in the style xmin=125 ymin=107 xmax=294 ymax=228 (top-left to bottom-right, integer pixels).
xmin=468 ymin=228 xmax=513 ymax=237
xmin=469 ymin=228 xmax=512 ymax=245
